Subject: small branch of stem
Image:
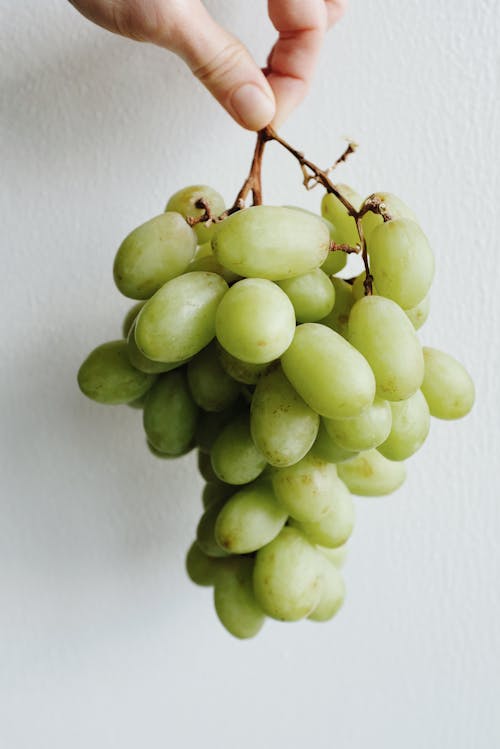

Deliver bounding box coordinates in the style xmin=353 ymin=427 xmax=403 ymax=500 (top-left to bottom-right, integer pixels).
xmin=330 ymin=241 xmax=361 ymax=255
xmin=230 ymin=129 xmax=268 ymax=211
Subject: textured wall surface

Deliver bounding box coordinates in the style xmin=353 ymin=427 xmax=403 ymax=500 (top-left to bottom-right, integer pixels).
xmin=1 ymin=1 xmax=499 ymax=747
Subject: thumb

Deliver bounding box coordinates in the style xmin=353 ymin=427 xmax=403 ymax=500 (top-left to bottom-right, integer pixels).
xmin=159 ymin=1 xmax=275 ymax=131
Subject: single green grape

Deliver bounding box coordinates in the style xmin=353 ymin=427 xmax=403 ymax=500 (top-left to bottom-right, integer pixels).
xmin=196 ymin=499 xmax=231 ymax=558
xmin=135 ymin=271 xmax=228 ymax=363
xmin=421 ymin=347 xmax=475 ymax=419
xmin=185 ymin=541 xmax=221 ymax=586
xmin=127 ymin=323 xmax=188 ymax=374
xmin=250 ymin=366 xmax=319 ymax=467
xmin=405 ymin=294 xmax=430 ymax=330
xmin=77 ymin=340 xmax=156 ymax=405
xmin=319 ymin=277 xmax=354 ymax=339
xmin=253 ymin=527 xmax=322 ymax=622
xmin=272 ymin=453 xmax=342 ymax=523
xmin=361 ymin=192 xmax=418 ymax=243
xmin=195 ymin=401 xmax=243 ymax=453
xmin=165 ymin=184 xmax=226 ymax=244
xmin=217 ymin=345 xmax=271 ymax=385
xmin=214 ymin=557 xmax=265 ymax=639
xmin=211 ymin=414 xmax=267 ymax=485
xmin=201 ymin=481 xmax=235 ymax=510
xmin=308 ymin=555 xmax=345 ymax=622
xmin=215 ymin=278 xmax=296 ymax=364
xmin=291 ymin=480 xmax=354 ymax=547
xmin=280 ymin=323 xmax=376 ymax=419
xmin=321 ymin=250 xmax=347 ymax=276
xmin=197 ymin=450 xmax=219 ymax=483
xmin=187 ymin=343 xmax=240 ymax=412
xmin=122 ymin=301 xmax=145 ymax=338
xmin=317 ymin=543 xmax=348 ymax=568
xmin=212 ymin=206 xmax=330 ymax=280
xmin=113 ymin=212 xmax=197 ymax=299
xmin=143 ymin=370 xmax=198 ymax=455
xmin=187 ymin=251 xmax=241 ymax=284
xmin=214 ymin=480 xmax=287 ymax=554
xmin=321 ymin=184 xmax=363 ymax=247
xmin=378 ymin=390 xmax=430 ymax=461
xmin=323 ymin=396 xmax=392 ymax=452
xmin=337 ymin=449 xmax=406 ymax=496
xmin=352 ymin=272 xmax=377 ymax=302
xmin=277 ymin=268 xmax=335 ymax=323
xmin=348 ymin=295 xmax=424 ymax=401
xmin=311 ymin=421 xmax=359 ymax=464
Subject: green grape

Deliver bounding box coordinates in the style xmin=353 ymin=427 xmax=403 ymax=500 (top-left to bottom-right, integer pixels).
xmin=292 ymin=481 xmax=354 ymax=547
xmin=212 ymin=206 xmax=330 ymax=280
xmin=378 ymin=390 xmax=430 ymax=461
xmin=185 ymin=541 xmax=221 ymax=586
xmin=146 ymin=440 xmax=183 ymax=459
xmin=143 ymin=370 xmax=198 ymax=455
xmin=127 ymin=393 xmax=148 ymax=410
xmin=352 ymin=272 xmax=377 ymax=302
xmin=321 ymin=250 xmax=347 ymax=276
xmin=214 ymin=480 xmax=287 ymax=554
xmin=277 ymin=269 xmax=335 ymax=323
xmin=369 ymin=218 xmax=435 ymax=309
xmin=317 ymin=543 xmax=348 ymax=568
xmin=187 ymin=252 xmax=241 ymax=284
xmin=319 ymin=278 xmax=354 ymax=339
xmin=337 ymin=449 xmax=406 ymax=496
xmin=187 ymin=343 xmax=240 ymax=412
xmin=215 ymin=278 xmax=295 ymax=364
xmin=196 ymin=499 xmax=230 ymax=558
xmin=253 ymin=527 xmax=322 ymax=621
xmin=280 ymin=323 xmax=376 ymax=419
xmin=308 ymin=556 xmax=345 ymax=622
xmin=122 ymin=301 xmax=145 ymax=338
xmin=421 ymin=347 xmax=475 ymax=420
xmin=127 ymin=323 xmax=188 ymax=374
xmin=312 ymin=421 xmax=359 ymax=464
xmin=217 ymin=346 xmax=270 ymax=384
xmin=135 ymin=271 xmax=228 ymax=363
xmin=165 ymin=185 xmax=226 ymax=244
xmin=272 ymin=454 xmax=343 ymax=523
xmin=197 ymin=450 xmax=218 ymax=483
xmin=195 ymin=402 xmax=243 ymax=453
xmin=405 ymin=294 xmax=430 ymax=330
xmin=324 ymin=396 xmax=392 ymax=452
xmin=250 ymin=366 xmax=319 ymax=467
xmin=361 ymin=192 xmax=418 ymax=243
xmin=113 ymin=212 xmax=197 ymax=299
xmin=211 ymin=414 xmax=267 ymax=485
xmin=77 ymin=340 xmax=156 ymax=405
xmin=202 ymin=481 xmax=235 ymax=510
xmin=214 ymin=557 xmax=265 ymax=639
xmin=321 ymin=184 xmax=363 ymax=247
xmin=348 ymin=296 xmax=424 ymax=401
xmin=194 ymin=242 xmax=213 ymax=260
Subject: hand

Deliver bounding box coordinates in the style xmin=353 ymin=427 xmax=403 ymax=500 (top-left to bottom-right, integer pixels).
xmin=67 ymin=0 xmax=346 ymax=130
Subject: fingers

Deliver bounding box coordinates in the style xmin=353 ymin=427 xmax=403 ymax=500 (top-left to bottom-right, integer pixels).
xmin=161 ymin=0 xmax=276 ymax=131
xmin=325 ymin=0 xmax=347 ymax=28
xmin=266 ymin=0 xmax=345 ymax=128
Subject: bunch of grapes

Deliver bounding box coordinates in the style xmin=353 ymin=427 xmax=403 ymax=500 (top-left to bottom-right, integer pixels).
xmin=78 ymin=130 xmax=474 ymax=639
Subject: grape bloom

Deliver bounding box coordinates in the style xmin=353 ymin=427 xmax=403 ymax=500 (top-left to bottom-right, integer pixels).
xmin=77 ymin=128 xmax=474 ymax=638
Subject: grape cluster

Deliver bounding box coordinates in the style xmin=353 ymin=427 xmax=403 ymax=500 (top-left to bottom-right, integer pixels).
xmin=78 ymin=166 xmax=474 ymax=639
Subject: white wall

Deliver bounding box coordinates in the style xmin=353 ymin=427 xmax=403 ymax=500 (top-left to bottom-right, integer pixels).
xmin=1 ymin=1 xmax=499 ymax=747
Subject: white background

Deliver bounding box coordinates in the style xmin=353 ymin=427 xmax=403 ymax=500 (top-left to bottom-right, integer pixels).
xmin=1 ymin=1 xmax=499 ymax=747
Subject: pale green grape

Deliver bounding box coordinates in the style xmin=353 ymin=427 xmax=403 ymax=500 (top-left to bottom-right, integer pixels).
xmin=321 ymin=184 xmax=363 ymax=247
xmin=122 ymin=301 xmax=145 ymax=338
xmin=135 ymin=271 xmax=228 ymax=362
xmin=128 ymin=393 xmax=148 ymax=410
xmin=321 ymin=249 xmax=347 ymax=276
xmin=348 ymin=296 xmax=424 ymax=401
xmin=324 ymin=396 xmax=392 ymax=452
xmin=280 ymin=323 xmax=376 ymax=419
xmin=215 ymin=278 xmax=295 ymax=364
xmin=352 ymin=272 xmax=377 ymax=302
xmin=250 ymin=366 xmax=319 ymax=467
xmin=292 ymin=480 xmax=354 ymax=547
xmin=212 ymin=206 xmax=330 ymax=280
xmin=214 ymin=480 xmax=287 ymax=554
xmin=114 ymin=212 xmax=197 ymax=299
xmin=317 ymin=543 xmax=348 ymax=568
xmin=319 ymin=278 xmax=354 ymax=338
xmin=195 ymin=402 xmax=243 ymax=453
xmin=187 ymin=251 xmax=241 ymax=284
xmin=214 ymin=557 xmax=265 ymax=639
xmin=202 ymin=481 xmax=235 ymax=510
xmin=361 ymin=192 xmax=418 ymax=243
xmin=253 ymin=527 xmax=322 ymax=621
xmin=187 ymin=343 xmax=240 ymax=412
xmin=421 ymin=347 xmax=475 ymax=419
xmin=277 ymin=269 xmax=335 ymax=323
xmin=197 ymin=450 xmax=218 ymax=483
xmin=312 ymin=422 xmax=359 ymax=464
xmin=196 ymin=500 xmax=230 ymax=558
xmin=217 ymin=345 xmax=270 ymax=384
xmin=378 ymin=390 xmax=430 ymax=461
xmin=194 ymin=242 xmax=213 ymax=260
xmin=143 ymin=370 xmax=198 ymax=455
xmin=165 ymin=184 xmax=226 ymax=244
xmin=405 ymin=294 xmax=430 ymax=330
xmin=308 ymin=556 xmax=345 ymax=622
xmin=127 ymin=323 xmax=188 ymax=374
xmin=186 ymin=541 xmax=221 ymax=586
xmin=337 ymin=449 xmax=406 ymax=496
xmin=77 ymin=340 xmax=156 ymax=405
xmin=369 ymin=218 xmax=434 ymax=309
xmin=211 ymin=414 xmax=267 ymax=485
xmin=272 ymin=454 xmax=342 ymax=523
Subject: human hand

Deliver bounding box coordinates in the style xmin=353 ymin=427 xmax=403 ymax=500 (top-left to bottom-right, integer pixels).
xmin=67 ymin=0 xmax=346 ymax=130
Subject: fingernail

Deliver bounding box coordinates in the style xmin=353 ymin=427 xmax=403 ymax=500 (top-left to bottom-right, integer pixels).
xmin=230 ymin=84 xmax=275 ymax=130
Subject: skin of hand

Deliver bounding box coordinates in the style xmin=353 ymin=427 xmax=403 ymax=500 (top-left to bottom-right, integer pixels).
xmin=67 ymin=0 xmax=346 ymax=130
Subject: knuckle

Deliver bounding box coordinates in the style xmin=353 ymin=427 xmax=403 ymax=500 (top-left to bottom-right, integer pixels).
xmin=194 ymin=42 xmax=247 ymax=85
